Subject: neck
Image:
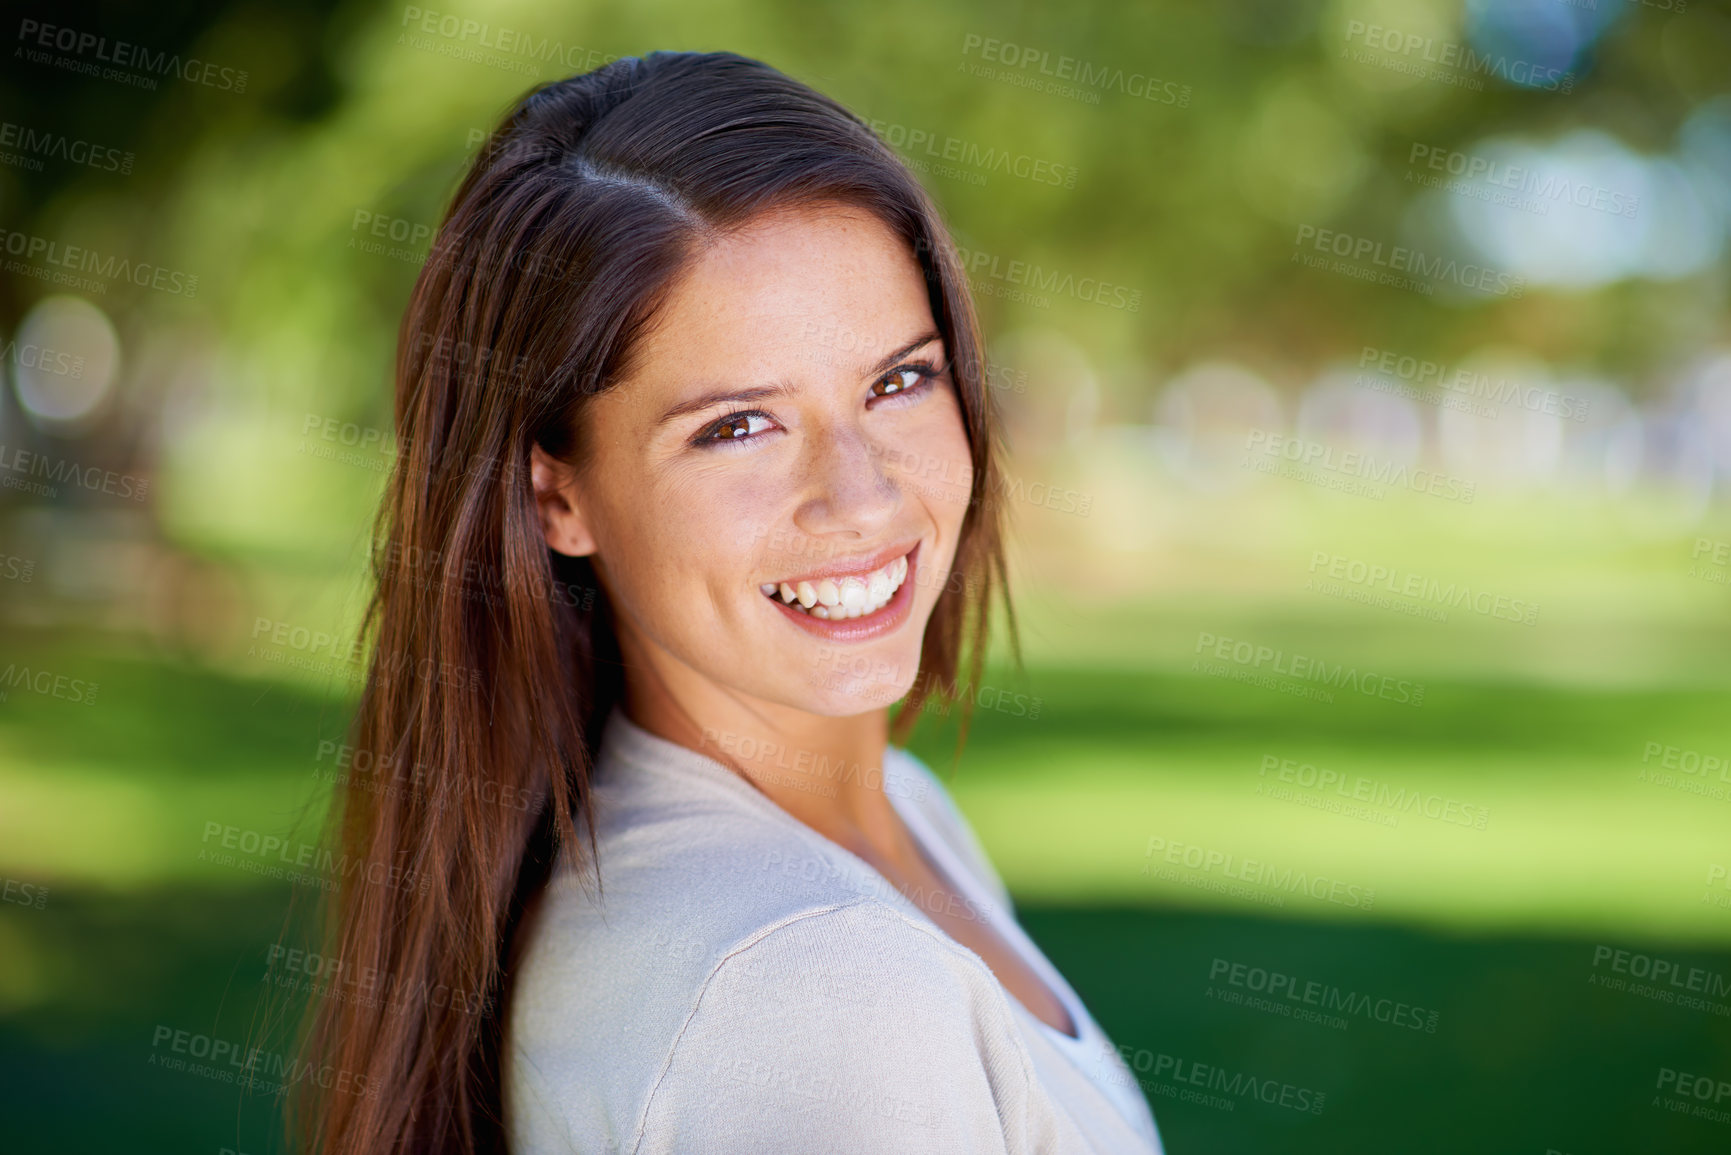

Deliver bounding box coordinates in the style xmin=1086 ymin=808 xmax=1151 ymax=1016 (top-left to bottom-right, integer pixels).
xmin=616 ymin=635 xmax=912 ymax=863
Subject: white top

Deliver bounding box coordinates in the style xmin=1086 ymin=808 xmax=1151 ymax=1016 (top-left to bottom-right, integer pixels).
xmin=503 ymin=707 xmax=1164 ymax=1154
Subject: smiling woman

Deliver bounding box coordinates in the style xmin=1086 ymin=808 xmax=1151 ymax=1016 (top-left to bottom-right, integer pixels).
xmin=292 ymin=51 xmax=1162 ymax=1155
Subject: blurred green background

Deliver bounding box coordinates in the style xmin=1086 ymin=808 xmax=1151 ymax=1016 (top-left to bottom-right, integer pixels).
xmin=2 ymin=0 xmax=1729 ymax=1151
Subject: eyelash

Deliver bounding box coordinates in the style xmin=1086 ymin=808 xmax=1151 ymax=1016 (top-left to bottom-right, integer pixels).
xmin=690 ymin=359 xmax=944 ymax=449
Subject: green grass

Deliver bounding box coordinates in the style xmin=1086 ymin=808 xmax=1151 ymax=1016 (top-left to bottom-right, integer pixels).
xmin=3 ymin=638 xmax=1726 ymax=940
xmin=3 ymin=634 xmax=1729 ymax=1151
xmin=1019 ymin=905 xmax=1731 ymax=1154
xmin=5 ymin=889 xmax=1728 ymax=1153
xmin=905 ymin=664 xmax=1731 ymax=943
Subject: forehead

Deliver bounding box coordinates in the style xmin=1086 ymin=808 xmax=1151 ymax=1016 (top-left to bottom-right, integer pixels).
xmin=630 ymin=203 xmax=937 ymax=385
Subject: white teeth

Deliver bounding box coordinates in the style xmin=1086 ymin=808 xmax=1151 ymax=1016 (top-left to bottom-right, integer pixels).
xmin=765 ymin=551 xmax=911 ymax=619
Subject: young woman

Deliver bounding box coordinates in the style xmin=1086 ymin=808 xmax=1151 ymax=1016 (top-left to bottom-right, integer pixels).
xmin=294 ymin=51 xmax=1162 ymax=1155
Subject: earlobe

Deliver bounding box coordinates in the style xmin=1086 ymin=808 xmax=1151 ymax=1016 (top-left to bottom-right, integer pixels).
xmin=529 ymin=443 xmax=599 ymax=557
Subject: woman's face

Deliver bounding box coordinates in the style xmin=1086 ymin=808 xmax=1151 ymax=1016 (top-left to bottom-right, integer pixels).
xmin=532 ymin=203 xmax=975 ymax=716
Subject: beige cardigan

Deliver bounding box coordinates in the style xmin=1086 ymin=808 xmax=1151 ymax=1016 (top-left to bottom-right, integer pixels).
xmin=503 ymin=707 xmax=1163 ymax=1154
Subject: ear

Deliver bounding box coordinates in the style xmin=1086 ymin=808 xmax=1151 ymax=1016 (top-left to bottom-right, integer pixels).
xmin=529 ymin=443 xmax=599 ymax=557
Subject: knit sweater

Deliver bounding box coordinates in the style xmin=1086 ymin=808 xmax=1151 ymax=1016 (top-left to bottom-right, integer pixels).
xmin=503 ymin=707 xmax=1164 ymax=1154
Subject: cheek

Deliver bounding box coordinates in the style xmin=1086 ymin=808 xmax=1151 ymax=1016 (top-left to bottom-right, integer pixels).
xmin=608 ymin=466 xmax=779 ymax=610
xmin=900 ymin=394 xmax=975 ymax=524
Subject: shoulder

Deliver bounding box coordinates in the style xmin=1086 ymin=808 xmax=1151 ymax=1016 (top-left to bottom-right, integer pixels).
xmin=510 ymin=889 xmax=1062 ymax=1153
xmin=504 ymin=750 xmax=1017 ymax=1150
xmin=636 ymin=899 xmax=1046 ymax=1150
xmin=678 ymin=896 xmax=1011 ymax=1027
xmin=504 ymin=718 xmax=1061 ymax=1152
xmin=505 ymin=752 xmax=878 ymax=1046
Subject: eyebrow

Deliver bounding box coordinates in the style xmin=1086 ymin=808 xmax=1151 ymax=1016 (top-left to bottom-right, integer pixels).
xmin=653 ymin=331 xmax=945 ymax=428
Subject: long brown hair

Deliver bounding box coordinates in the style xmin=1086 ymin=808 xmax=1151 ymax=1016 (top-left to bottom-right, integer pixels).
xmin=291 ymin=50 xmax=1014 ymax=1154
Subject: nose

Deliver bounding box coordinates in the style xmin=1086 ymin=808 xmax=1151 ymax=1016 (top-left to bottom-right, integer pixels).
xmin=789 ymin=417 xmax=901 ymax=541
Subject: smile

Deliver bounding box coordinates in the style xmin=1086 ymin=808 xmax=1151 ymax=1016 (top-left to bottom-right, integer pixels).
xmin=759 ymin=547 xmax=912 ymax=621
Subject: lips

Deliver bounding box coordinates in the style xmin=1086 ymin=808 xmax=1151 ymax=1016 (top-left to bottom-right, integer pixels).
xmin=761 ymin=556 xmax=908 ymax=621
xmin=761 ymin=539 xmax=922 ymax=643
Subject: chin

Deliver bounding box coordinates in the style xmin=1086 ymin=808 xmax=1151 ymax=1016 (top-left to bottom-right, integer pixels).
xmin=794 ymin=653 xmax=922 ymax=716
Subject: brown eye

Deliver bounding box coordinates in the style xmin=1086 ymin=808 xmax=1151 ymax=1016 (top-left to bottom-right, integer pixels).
xmin=701 ymin=411 xmax=774 ymax=443
xmin=873 ymin=367 xmax=925 ymax=397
